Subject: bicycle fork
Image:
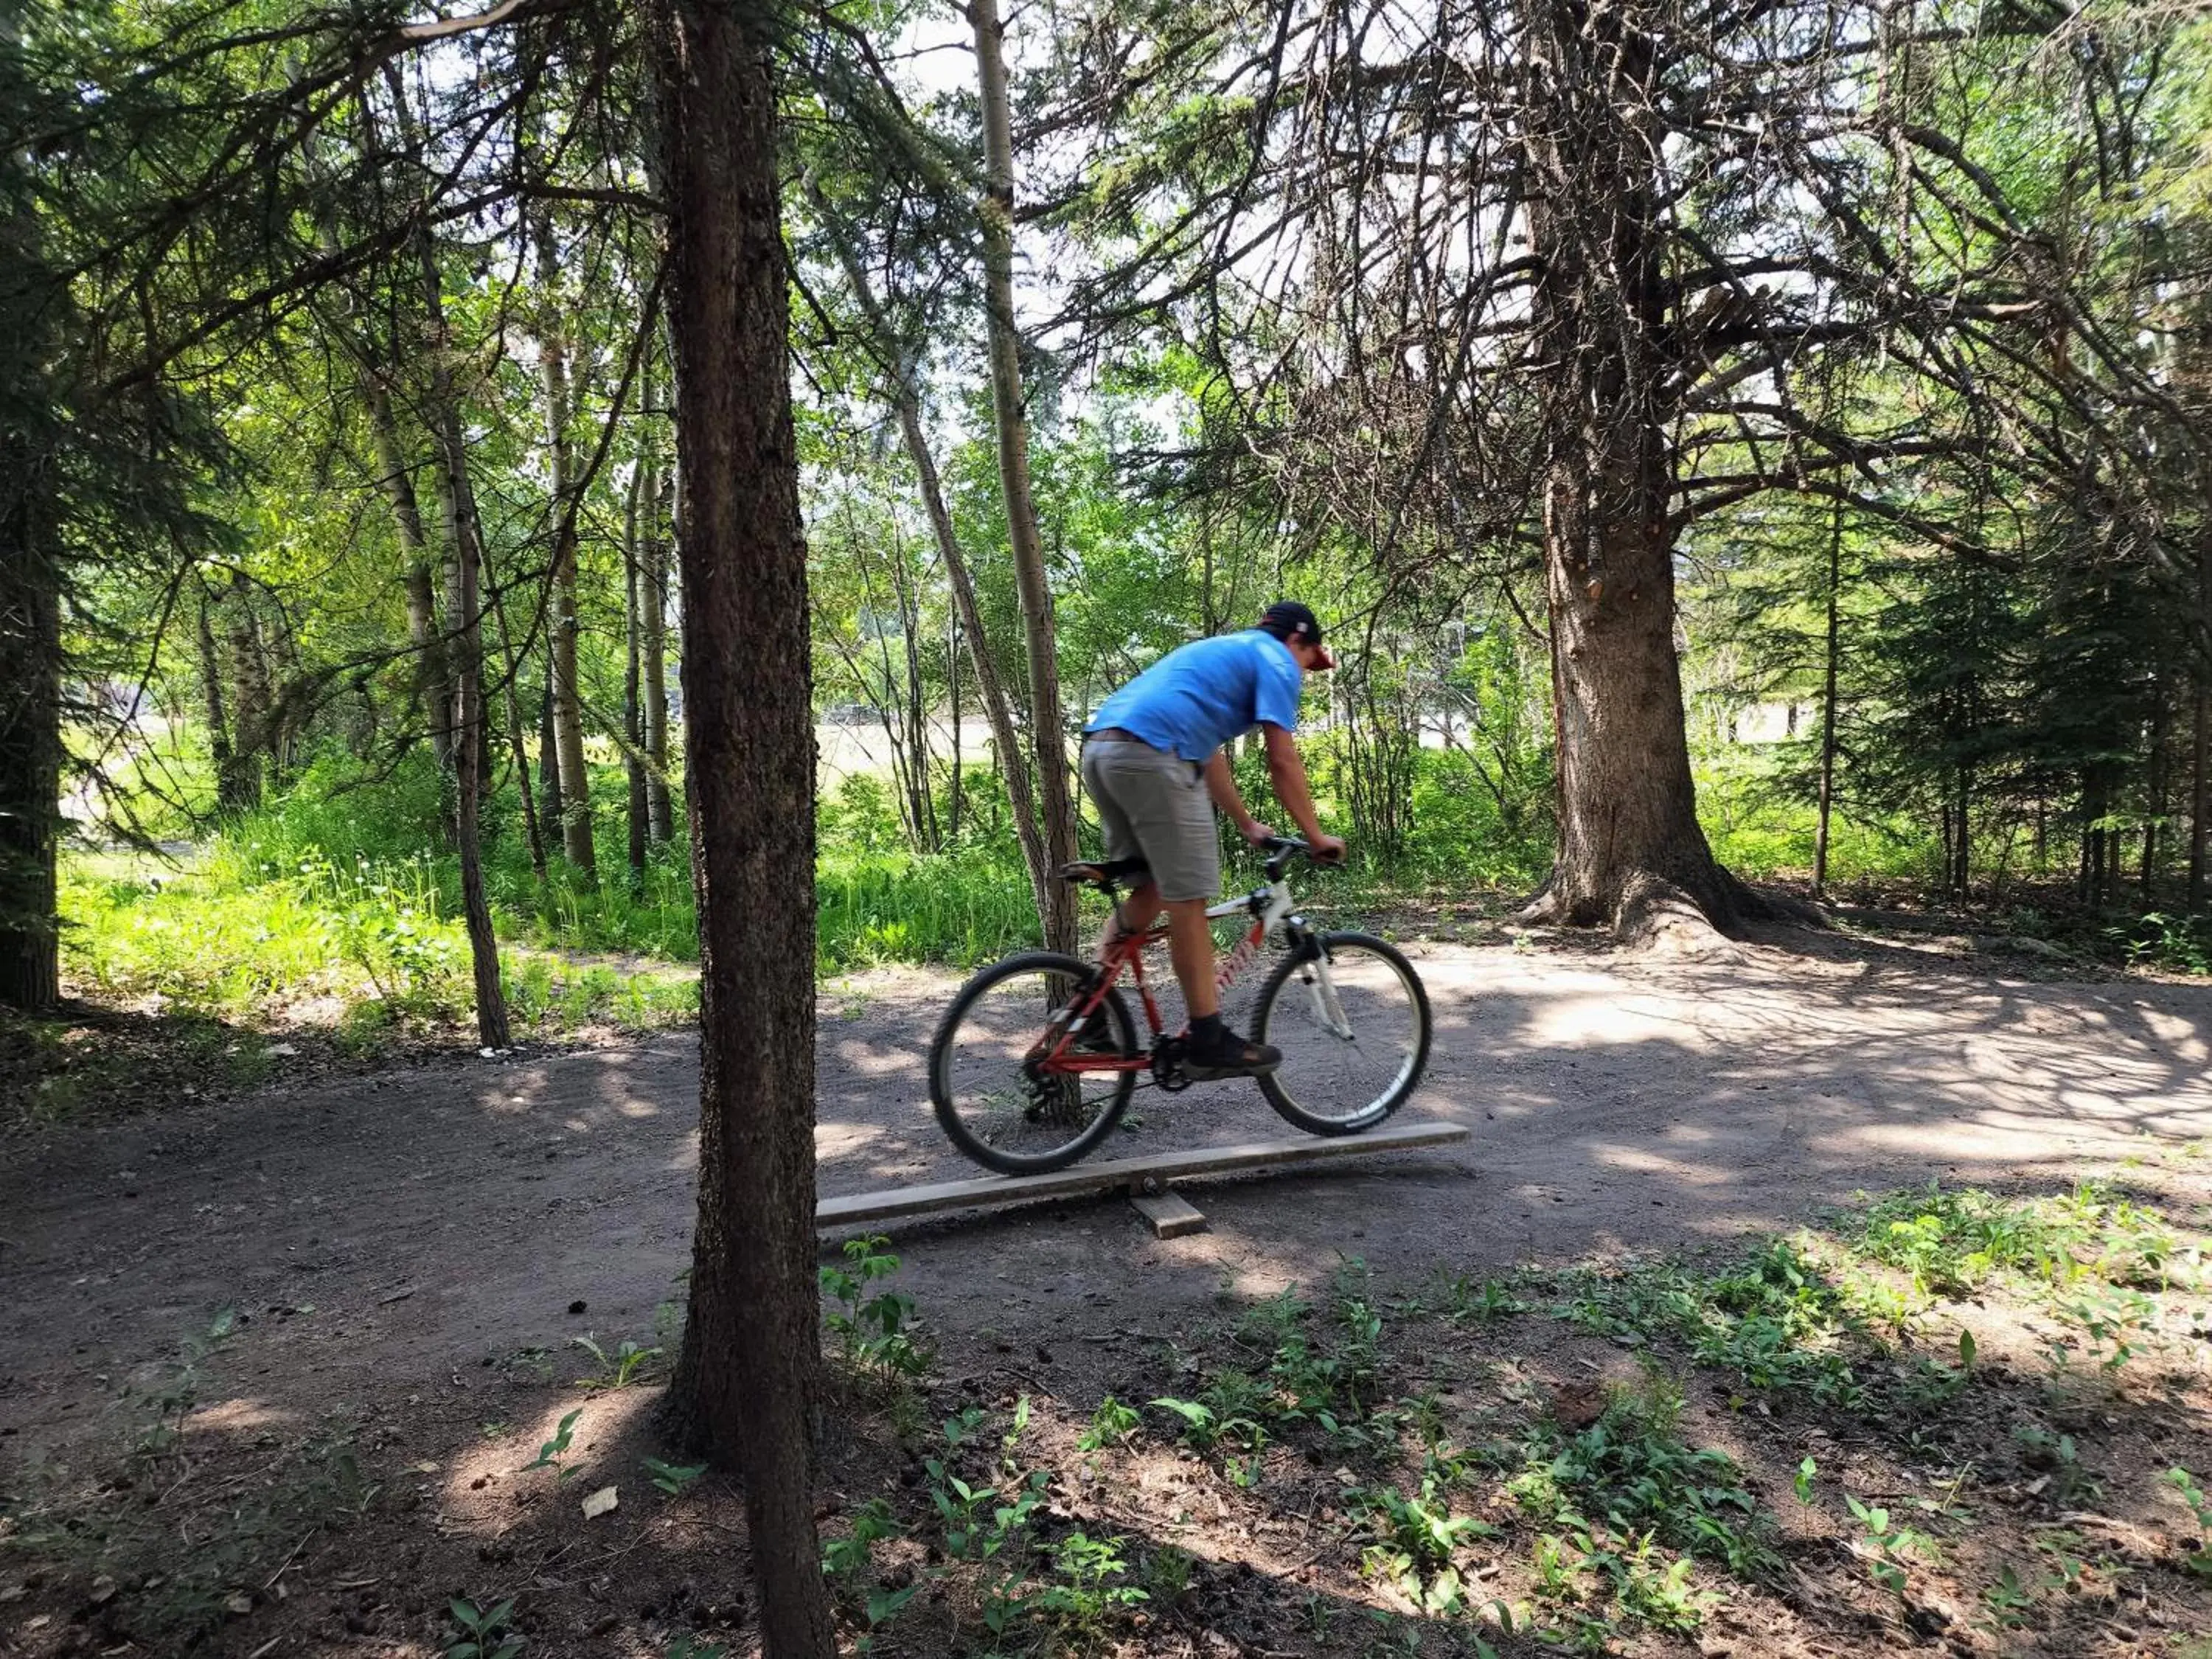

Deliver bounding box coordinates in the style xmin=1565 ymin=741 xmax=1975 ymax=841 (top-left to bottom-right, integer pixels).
xmin=1295 ymin=941 xmax=1355 ymax=1040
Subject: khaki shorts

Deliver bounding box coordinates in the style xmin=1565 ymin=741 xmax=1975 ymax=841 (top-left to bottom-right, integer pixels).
xmin=1081 ymin=737 xmax=1219 ymax=902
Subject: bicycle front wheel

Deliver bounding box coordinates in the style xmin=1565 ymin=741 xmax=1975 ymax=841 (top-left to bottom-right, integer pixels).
xmin=928 ymin=951 xmax=1139 ymax=1175
xmin=1252 ymin=931 xmax=1431 ymax=1135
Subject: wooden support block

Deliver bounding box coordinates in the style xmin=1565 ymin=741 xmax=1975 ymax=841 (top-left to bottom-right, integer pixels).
xmin=1129 ymin=1190 xmax=1206 ymax=1239
xmin=816 ymin=1119 xmax=1468 ymax=1231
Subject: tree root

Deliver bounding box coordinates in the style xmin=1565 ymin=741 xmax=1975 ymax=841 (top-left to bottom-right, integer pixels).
xmin=1517 ymin=863 xmax=1829 ymax=953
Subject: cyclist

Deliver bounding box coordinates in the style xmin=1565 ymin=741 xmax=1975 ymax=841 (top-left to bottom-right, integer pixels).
xmin=1079 ymin=600 xmax=1346 ymax=1077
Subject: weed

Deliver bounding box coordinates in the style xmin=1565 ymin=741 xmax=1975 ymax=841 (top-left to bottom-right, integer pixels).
xmin=571 ymin=1332 xmax=663 ymax=1389
xmin=1514 ymin=1377 xmax=1776 ymax=1581
xmin=1794 ymin=1455 xmax=1818 ymax=1503
xmin=1349 ymin=1474 xmax=1496 ymax=1608
xmin=642 ymin=1456 xmax=707 ymax=1498
xmin=1439 ymin=1273 xmax=1529 ymax=1324
xmin=2014 ymin=1424 xmax=2099 ymax=1505
xmin=1846 ymin=1494 xmax=1937 ymax=1594
xmin=1978 ymin=1564 xmax=2037 ymax=1631
xmin=2166 ymin=1467 xmax=2212 ymax=1578
xmin=1077 ymin=1395 xmax=1140 ymax=1453
xmin=1594 ymin=1532 xmax=1711 ymax=1633
xmin=2049 ymin=1284 xmax=2158 ymax=1371
xmin=521 ymin=1408 xmax=583 ymax=1481
xmin=821 ymin=1235 xmax=932 ymax=1387
xmin=1028 ymin=1531 xmax=1150 ymax=1636
xmin=1141 ymin=1543 xmax=1194 ymax=1608
xmin=445 ymin=1596 xmax=524 ymax=1659
xmin=821 ymin=1496 xmax=902 ymax=1581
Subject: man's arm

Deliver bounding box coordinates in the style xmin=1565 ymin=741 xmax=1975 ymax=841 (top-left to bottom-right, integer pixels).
xmin=1261 ymin=723 xmax=1346 ymax=859
xmin=1203 ymin=749 xmax=1273 ymax=844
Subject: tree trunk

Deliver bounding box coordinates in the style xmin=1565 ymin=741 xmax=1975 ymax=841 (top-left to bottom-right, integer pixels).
xmin=947 ymin=611 xmax=963 ymax=839
xmin=1517 ymin=0 xmax=1750 ymax=945
xmin=400 ymin=168 xmax=508 ymax=1047
xmin=0 ymin=466 xmax=60 ymax=1012
xmin=485 ymin=553 xmax=549 ymax=883
xmin=1813 ymin=498 xmax=1843 ymax=897
xmin=363 ymin=372 xmax=451 ymax=775
xmin=220 ymin=572 xmax=270 ymax=813
xmin=641 ymin=363 xmax=675 ymax=845
xmin=195 ymin=585 xmax=232 ymax=786
xmin=647 ymin=0 xmax=834 ymax=1652
xmin=535 ymin=215 xmax=597 ymax=877
xmin=970 ymin=0 xmax=1081 ymax=950
xmin=623 ymin=460 xmax=649 ymax=886
xmin=807 ymin=184 xmax=1052 ymax=922
xmin=538 ymin=675 xmax=564 ymax=846
xmin=2192 ymin=522 xmax=2211 ymax=912
xmin=447 ymin=453 xmax=511 ymax=1051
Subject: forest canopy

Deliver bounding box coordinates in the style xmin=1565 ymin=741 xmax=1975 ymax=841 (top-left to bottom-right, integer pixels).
xmin=7 ymin=0 xmax=2212 ymax=1031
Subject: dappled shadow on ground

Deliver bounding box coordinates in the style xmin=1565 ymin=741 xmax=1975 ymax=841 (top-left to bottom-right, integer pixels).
xmin=4 ymin=931 xmax=2212 ymax=1652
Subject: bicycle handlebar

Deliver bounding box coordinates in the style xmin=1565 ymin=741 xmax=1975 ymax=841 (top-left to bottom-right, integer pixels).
xmin=1258 ymin=835 xmax=1345 ymax=877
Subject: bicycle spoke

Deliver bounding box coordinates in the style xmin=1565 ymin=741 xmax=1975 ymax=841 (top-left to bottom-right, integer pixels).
xmin=933 ymin=960 xmax=1136 ymax=1170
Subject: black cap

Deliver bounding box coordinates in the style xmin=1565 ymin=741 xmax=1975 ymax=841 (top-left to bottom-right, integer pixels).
xmin=1258 ymin=601 xmax=1335 ymax=667
xmin=1258 ymin=600 xmax=1323 ymax=644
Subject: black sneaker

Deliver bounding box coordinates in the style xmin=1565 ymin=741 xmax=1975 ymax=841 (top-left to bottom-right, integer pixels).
xmin=1067 ymin=975 xmax=1119 ymax=1053
xmin=1181 ymin=1023 xmax=1281 ymax=1079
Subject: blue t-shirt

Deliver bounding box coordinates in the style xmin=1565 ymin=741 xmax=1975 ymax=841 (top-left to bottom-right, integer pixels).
xmin=1087 ymin=630 xmax=1305 ymax=762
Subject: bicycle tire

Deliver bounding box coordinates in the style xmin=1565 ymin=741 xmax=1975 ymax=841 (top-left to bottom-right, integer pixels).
xmin=1252 ymin=931 xmax=1432 ymax=1135
xmin=928 ymin=950 xmax=1140 ymax=1175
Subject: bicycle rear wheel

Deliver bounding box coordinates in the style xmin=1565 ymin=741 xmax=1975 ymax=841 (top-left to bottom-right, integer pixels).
xmin=1252 ymin=931 xmax=1431 ymax=1135
xmin=928 ymin=951 xmax=1139 ymax=1175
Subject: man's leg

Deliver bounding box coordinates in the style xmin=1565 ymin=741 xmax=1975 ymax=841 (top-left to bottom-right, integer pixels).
xmin=1100 ymin=880 xmax=1162 ymax=964
xmin=1165 ymin=897 xmax=1218 ymax=1019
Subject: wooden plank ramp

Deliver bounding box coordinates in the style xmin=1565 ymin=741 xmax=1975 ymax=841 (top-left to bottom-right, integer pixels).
xmin=817 ymin=1119 xmax=1468 ymax=1231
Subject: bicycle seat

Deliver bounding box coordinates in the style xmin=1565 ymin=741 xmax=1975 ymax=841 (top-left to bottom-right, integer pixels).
xmin=1059 ymin=857 xmax=1149 ymax=888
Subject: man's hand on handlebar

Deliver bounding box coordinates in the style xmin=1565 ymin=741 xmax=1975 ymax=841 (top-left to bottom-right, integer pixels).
xmin=1258 ymin=832 xmax=1348 ymax=866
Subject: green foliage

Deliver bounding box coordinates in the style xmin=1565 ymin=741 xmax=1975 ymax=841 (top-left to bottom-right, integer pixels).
xmin=1077 ymin=1395 xmax=1140 ymax=1452
xmin=445 ymin=1596 xmax=524 ymax=1659
xmin=1347 ymin=1474 xmax=1496 ymax=1608
xmin=1845 ymin=1494 xmax=1938 ymax=1595
xmin=1850 ymin=1180 xmax=2191 ymax=1296
xmin=571 ymin=1332 xmax=663 ymax=1389
xmin=521 ymin=1408 xmax=583 ymax=1482
xmin=1512 ymin=1377 xmax=1777 ymax=1581
xmin=642 ymin=1457 xmax=707 ymax=1498
xmin=1540 ymin=1240 xmax=1872 ymax=1409
xmin=820 ymin=1234 xmax=932 ymax=1386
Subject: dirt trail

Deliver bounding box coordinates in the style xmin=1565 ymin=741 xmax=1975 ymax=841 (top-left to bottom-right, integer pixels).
xmin=4 ymin=928 xmax=2208 ymax=1462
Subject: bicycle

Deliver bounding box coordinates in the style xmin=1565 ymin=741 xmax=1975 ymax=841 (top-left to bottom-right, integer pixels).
xmin=927 ymin=836 xmax=1433 ymax=1175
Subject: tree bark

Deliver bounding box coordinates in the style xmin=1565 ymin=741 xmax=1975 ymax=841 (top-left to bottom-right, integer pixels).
xmin=623 ymin=459 xmax=650 ymax=885
xmin=1517 ymin=0 xmax=1753 ymax=945
xmin=970 ymin=0 xmax=1081 ymax=950
xmin=396 ymin=139 xmax=509 ymax=1045
xmin=647 ymin=0 xmax=834 ymax=1652
xmin=220 ymin=572 xmax=270 ymax=812
xmin=2192 ymin=520 xmax=2211 ymax=912
xmin=641 ymin=361 xmax=675 ymax=845
xmin=535 ymin=214 xmax=597 ymax=877
xmin=447 ymin=450 xmax=511 ymax=1051
xmin=195 ymin=584 xmax=232 ymax=787
xmin=1813 ymin=498 xmax=1843 ymax=897
xmin=0 ymin=462 xmax=60 ymax=1012
xmin=362 ymin=371 xmax=451 ymax=775
xmin=538 ymin=675 xmax=564 ymax=847
xmin=485 ymin=554 xmax=549 ymax=884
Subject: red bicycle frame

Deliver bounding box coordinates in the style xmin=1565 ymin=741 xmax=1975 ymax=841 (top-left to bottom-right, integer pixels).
xmin=1034 ymin=880 xmax=1297 ymax=1074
